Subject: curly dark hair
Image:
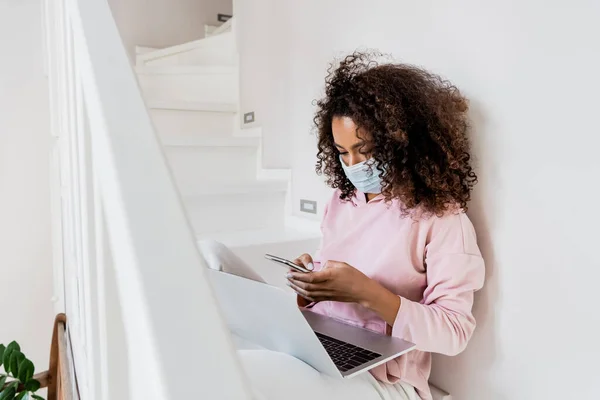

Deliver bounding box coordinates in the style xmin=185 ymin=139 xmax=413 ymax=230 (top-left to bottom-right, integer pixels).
xmin=314 ymin=51 xmax=477 ymax=215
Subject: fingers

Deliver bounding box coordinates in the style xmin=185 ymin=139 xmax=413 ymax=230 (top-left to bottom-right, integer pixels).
xmin=287 ymin=280 xmax=330 ymax=302
xmin=287 ymin=269 xmax=330 ymax=283
xmin=287 ymin=272 xmax=330 ymax=302
xmin=287 ymin=278 xmax=319 ymax=292
xmin=293 ymin=253 xmax=314 ymax=271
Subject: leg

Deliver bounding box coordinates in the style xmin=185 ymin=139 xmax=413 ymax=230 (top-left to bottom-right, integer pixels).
xmin=238 ymin=349 xmax=420 ymax=400
xmin=198 ymin=239 xmax=265 ymax=283
xmin=202 ymin=241 xmax=420 ymax=400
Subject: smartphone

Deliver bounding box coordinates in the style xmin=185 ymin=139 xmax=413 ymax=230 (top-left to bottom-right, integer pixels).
xmin=264 ymin=253 xmax=311 ymax=273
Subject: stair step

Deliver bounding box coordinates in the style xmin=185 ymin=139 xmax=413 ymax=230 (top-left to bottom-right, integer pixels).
xmin=138 ymin=66 xmax=238 ymax=104
xmin=183 ymin=184 xmax=288 ymax=234
xmin=137 ymin=32 xmax=236 ymax=67
xmin=149 ymin=108 xmax=236 ymax=138
xmin=209 ymin=18 xmax=233 ymax=37
xmin=147 ymin=100 xmax=237 ymax=113
xmin=181 ymin=180 xmax=287 ymax=197
xmin=161 ymin=135 xmax=259 ymax=148
xmin=138 ymin=32 xmax=234 ymax=62
xmin=197 ymin=223 xmax=321 ymax=248
xmin=136 ymin=65 xmax=237 ymax=75
xmin=165 ymin=143 xmax=259 ymax=186
xmin=135 ymin=45 xmax=159 ymax=55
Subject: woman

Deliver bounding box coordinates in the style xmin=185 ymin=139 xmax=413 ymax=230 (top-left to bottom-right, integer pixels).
xmin=201 ymin=52 xmax=484 ymax=400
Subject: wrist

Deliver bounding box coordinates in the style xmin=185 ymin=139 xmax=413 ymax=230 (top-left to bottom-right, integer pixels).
xmin=358 ymin=278 xmax=385 ymax=309
xmin=359 ymin=279 xmax=401 ymax=326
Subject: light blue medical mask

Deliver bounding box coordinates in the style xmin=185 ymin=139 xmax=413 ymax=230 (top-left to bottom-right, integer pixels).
xmin=339 ymin=155 xmax=384 ymax=194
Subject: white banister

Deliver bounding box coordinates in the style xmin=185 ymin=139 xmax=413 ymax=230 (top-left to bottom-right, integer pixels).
xmin=44 ymin=0 xmax=251 ymax=398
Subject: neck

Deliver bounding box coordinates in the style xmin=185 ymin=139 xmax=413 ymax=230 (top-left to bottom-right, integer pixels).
xmin=366 ymin=193 xmax=379 ymax=202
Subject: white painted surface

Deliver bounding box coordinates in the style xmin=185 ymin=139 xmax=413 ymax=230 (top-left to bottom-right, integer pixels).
xmin=45 ymin=0 xmax=251 ymax=397
xmin=164 ymin=144 xmax=258 ymax=185
xmin=146 ymin=99 xmax=238 ymax=113
xmin=150 ymin=108 xmax=237 ymax=137
xmin=134 ymin=17 xmax=295 ymax=237
xmin=198 ymin=221 xmax=321 ymax=249
xmin=136 ymin=31 xmax=237 ymax=67
xmin=134 ymin=45 xmax=158 ymax=55
xmin=239 ymin=1 xmax=600 ymax=399
xmin=236 ymin=0 xmax=291 ymax=167
xmin=212 ymin=18 xmax=233 ymax=36
xmin=0 ymin=0 xmax=54 ymax=369
xmin=107 ymin=0 xmax=232 ymax=58
xmin=161 ymin=135 xmax=260 ymax=148
xmin=137 ymin=65 xmax=238 ymax=104
xmin=205 ymin=24 xmax=219 ymax=37
xmin=186 ymin=187 xmax=287 ymax=234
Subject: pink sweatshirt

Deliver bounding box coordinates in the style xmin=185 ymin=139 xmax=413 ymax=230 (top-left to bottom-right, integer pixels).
xmin=310 ymin=190 xmax=485 ymax=400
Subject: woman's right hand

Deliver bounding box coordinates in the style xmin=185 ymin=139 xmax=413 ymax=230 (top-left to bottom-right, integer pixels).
xmin=292 ymin=254 xmax=314 ymax=307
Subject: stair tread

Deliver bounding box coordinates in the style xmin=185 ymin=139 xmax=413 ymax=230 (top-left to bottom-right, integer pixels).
xmin=197 ymin=224 xmax=321 ymax=248
xmin=146 ymin=100 xmax=237 ymax=113
xmin=161 ymin=135 xmax=260 ymax=148
xmin=136 ymin=65 xmax=237 ymax=75
xmin=135 ymin=45 xmax=158 ymax=55
xmin=137 ymin=31 xmax=234 ymax=62
xmin=181 ymin=180 xmax=288 ymax=197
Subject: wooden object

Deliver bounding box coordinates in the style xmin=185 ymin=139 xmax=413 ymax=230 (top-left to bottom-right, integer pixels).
xmin=0 ymin=314 xmax=73 ymax=399
xmin=47 ymin=313 xmax=74 ymax=400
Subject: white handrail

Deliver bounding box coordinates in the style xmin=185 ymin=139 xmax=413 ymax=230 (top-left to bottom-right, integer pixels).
xmin=44 ymin=0 xmax=251 ymax=398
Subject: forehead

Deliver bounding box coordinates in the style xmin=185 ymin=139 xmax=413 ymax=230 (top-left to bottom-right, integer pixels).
xmin=331 ymin=116 xmax=368 ymax=145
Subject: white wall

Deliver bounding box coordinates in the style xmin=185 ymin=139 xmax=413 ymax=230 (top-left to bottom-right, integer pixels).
xmin=108 ymin=0 xmax=233 ymax=58
xmin=235 ymin=0 xmax=292 ymax=168
xmin=239 ymin=1 xmax=600 ymax=398
xmin=0 ymin=0 xmax=54 ymax=369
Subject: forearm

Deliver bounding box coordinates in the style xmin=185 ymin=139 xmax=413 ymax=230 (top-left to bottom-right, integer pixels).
xmin=359 ymin=279 xmax=401 ymax=326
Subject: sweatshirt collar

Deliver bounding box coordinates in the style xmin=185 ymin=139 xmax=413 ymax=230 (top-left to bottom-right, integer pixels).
xmin=351 ymin=190 xmax=384 ymax=206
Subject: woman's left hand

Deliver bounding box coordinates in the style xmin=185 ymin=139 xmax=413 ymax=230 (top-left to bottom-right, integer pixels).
xmin=286 ymin=260 xmax=373 ymax=304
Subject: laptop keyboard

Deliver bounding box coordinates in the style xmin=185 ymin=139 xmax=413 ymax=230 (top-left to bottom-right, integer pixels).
xmin=315 ymin=332 xmax=381 ymax=372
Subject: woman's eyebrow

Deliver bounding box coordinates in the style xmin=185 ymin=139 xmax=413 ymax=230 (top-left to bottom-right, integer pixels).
xmin=334 ymin=142 xmax=365 ymax=150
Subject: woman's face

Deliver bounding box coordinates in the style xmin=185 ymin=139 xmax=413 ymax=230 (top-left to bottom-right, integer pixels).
xmin=332 ymin=116 xmax=371 ymax=166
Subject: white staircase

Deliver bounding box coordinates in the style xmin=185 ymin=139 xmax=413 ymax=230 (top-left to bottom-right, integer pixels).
xmin=44 ymin=5 xmax=451 ymax=397
xmin=134 ymin=20 xmax=321 ymax=285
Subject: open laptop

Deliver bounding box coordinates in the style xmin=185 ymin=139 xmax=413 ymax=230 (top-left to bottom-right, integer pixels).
xmin=207 ymin=268 xmax=415 ymax=379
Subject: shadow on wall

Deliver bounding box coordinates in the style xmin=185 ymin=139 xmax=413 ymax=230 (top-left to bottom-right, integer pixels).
xmin=430 ymin=103 xmax=504 ymax=400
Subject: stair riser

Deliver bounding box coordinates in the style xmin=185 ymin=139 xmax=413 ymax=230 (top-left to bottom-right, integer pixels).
xmin=135 ymin=46 xmax=158 ymax=55
xmin=138 ymin=72 xmax=238 ymax=104
xmin=165 ymin=146 xmax=258 ymax=187
xmin=150 ymin=109 xmax=236 ymax=137
xmin=141 ymin=49 xmax=236 ymax=67
xmin=185 ymin=192 xmax=286 ymax=234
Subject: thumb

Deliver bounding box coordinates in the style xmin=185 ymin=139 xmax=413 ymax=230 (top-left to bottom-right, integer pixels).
xmin=294 ymin=253 xmax=314 ymax=271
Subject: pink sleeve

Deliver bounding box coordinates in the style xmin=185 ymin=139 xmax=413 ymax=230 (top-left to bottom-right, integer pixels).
xmin=391 ymin=213 xmax=485 ymax=356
